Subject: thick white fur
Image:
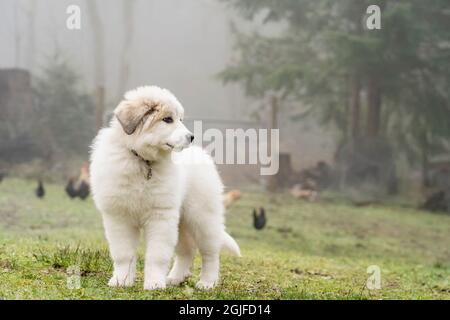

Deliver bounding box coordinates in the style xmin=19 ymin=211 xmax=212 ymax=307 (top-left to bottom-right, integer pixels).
xmin=90 ymin=86 xmax=240 ymax=290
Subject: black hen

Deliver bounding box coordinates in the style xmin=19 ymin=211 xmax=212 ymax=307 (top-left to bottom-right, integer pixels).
xmin=65 ymin=178 xmax=90 ymax=200
xmin=35 ymin=180 xmax=45 ymax=198
xmin=253 ymin=207 xmax=266 ymax=230
xmin=77 ymin=181 xmax=90 ymax=200
xmin=421 ymin=190 xmax=448 ymax=213
xmin=65 ymin=178 xmax=78 ymax=198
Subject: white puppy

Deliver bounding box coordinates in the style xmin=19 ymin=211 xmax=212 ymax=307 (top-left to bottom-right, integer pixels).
xmin=90 ymin=86 xmax=240 ymax=290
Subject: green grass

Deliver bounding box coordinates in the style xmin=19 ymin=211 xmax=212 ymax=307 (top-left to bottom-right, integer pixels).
xmin=0 ymin=178 xmax=449 ymax=300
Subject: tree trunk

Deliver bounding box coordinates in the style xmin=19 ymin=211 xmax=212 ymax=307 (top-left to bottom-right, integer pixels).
xmin=26 ymin=0 xmax=37 ymax=71
xmin=266 ymin=95 xmax=279 ymax=192
xmin=277 ymin=153 xmax=293 ymax=188
xmin=350 ymin=75 xmax=361 ymax=140
xmin=421 ymin=134 xmax=430 ymax=187
xmin=366 ymin=77 xmax=382 ymax=137
xmin=95 ymin=86 xmax=105 ymax=131
xmin=117 ymin=0 xmax=136 ymax=99
xmin=348 ymin=2 xmax=363 ymax=143
xmin=86 ymin=0 xmax=105 ymax=132
xmin=14 ymin=2 xmax=21 ymax=67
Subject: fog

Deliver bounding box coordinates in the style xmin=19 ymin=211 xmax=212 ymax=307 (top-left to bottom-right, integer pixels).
xmin=0 ymin=0 xmax=334 ymax=170
xmin=2 ymin=0 xmax=446 ymax=198
xmin=0 ymin=0 xmax=243 ymax=117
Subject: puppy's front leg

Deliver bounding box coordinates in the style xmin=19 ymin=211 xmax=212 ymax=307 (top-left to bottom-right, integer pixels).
xmin=143 ymin=212 xmax=178 ymax=290
xmin=103 ymin=214 xmax=139 ymax=287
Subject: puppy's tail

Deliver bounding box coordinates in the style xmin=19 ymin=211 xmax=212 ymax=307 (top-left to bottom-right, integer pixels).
xmin=222 ymin=231 xmax=241 ymax=257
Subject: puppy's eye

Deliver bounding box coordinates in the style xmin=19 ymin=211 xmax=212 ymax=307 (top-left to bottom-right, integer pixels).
xmin=162 ymin=117 xmax=173 ymax=124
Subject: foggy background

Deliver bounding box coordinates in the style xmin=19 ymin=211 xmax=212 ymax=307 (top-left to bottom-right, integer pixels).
xmin=1 ymin=0 xmax=240 ymax=116
xmin=0 ymin=0 xmax=449 ymax=208
xmin=0 ymin=0 xmax=334 ymax=172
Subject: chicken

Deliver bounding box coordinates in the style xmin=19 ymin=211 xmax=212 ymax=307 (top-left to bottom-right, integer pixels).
xmin=0 ymin=172 xmax=5 ymax=183
xmin=223 ymin=189 xmax=242 ymax=208
xmin=77 ymin=163 xmax=90 ymax=200
xmin=77 ymin=181 xmax=90 ymax=200
xmin=290 ymin=184 xmax=317 ymax=201
xmin=35 ymin=180 xmax=45 ymax=199
xmin=253 ymin=207 xmax=266 ymax=230
xmin=421 ymin=190 xmax=449 ymax=213
xmin=65 ymin=177 xmax=78 ymax=199
xmin=79 ymin=163 xmax=90 ymax=184
xmin=65 ymin=163 xmax=90 ymax=200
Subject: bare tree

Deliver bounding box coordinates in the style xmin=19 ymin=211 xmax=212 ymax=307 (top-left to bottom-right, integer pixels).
xmin=366 ymin=76 xmax=382 ymax=138
xmin=25 ymin=0 xmax=37 ymax=70
xmin=349 ymin=75 xmax=361 ymax=140
xmin=13 ymin=0 xmax=21 ymax=67
xmin=86 ymin=0 xmax=106 ymax=132
xmin=266 ymin=94 xmax=279 ymax=192
xmin=117 ymin=0 xmax=136 ymax=99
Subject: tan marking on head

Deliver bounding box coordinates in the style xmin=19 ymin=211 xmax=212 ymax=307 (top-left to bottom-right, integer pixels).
xmin=146 ymin=104 xmax=174 ymax=128
xmin=114 ymin=98 xmax=160 ymax=135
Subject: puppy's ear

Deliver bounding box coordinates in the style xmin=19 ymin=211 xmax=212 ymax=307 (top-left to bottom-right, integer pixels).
xmin=114 ymin=100 xmax=156 ymax=135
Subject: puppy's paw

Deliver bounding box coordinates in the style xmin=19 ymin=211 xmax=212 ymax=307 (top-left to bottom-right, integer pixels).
xmin=144 ymin=279 xmax=166 ymax=290
xmin=108 ymin=274 xmax=135 ymax=287
xmin=167 ymin=272 xmax=192 ymax=286
xmin=167 ymin=276 xmax=188 ymax=286
xmin=195 ymin=279 xmax=218 ymax=290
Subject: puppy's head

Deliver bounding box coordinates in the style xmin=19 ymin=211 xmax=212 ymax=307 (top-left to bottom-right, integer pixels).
xmin=114 ymin=86 xmax=194 ymax=155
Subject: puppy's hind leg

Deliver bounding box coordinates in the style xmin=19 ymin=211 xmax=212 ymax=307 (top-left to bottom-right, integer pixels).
xmin=103 ymin=214 xmax=139 ymax=287
xmin=194 ymin=225 xmax=222 ymax=290
xmin=167 ymin=223 xmax=196 ymax=286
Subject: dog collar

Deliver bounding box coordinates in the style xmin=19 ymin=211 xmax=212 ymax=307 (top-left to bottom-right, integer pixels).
xmin=131 ymin=149 xmax=153 ymax=180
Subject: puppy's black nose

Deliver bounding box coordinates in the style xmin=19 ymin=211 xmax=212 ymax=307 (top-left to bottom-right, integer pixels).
xmin=187 ymin=134 xmax=194 ymax=143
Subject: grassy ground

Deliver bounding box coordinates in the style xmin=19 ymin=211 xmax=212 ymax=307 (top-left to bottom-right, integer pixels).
xmin=0 ymin=178 xmax=449 ymax=300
